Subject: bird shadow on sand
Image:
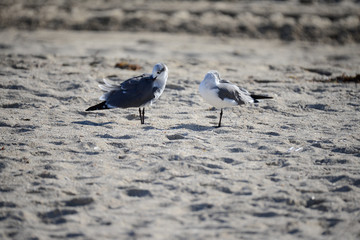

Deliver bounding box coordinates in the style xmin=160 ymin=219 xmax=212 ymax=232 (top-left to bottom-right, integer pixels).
xmin=71 ymin=120 xmax=115 ymax=126
xmin=170 ymin=123 xmax=214 ymax=132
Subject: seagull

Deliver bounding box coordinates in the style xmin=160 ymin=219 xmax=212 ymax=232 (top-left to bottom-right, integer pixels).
xmin=199 ymin=70 xmax=272 ymax=128
xmin=86 ymin=63 xmax=168 ymax=124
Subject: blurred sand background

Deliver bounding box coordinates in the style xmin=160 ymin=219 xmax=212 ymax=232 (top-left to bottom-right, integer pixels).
xmin=1 ymin=0 xmax=360 ymax=239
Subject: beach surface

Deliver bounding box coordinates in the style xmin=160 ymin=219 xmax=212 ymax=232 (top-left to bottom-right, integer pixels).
xmin=1 ymin=1 xmax=360 ymax=240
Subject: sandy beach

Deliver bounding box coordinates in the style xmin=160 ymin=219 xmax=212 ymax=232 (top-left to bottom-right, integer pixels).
xmin=1 ymin=1 xmax=360 ymax=239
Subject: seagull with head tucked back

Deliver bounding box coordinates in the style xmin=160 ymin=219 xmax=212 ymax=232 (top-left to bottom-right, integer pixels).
xmin=86 ymin=63 xmax=168 ymax=124
xmin=199 ymin=70 xmax=272 ymax=128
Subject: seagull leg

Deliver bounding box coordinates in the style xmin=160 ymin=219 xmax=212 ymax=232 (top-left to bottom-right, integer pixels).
xmin=217 ymin=109 xmax=223 ymax=128
xmin=142 ymin=108 xmax=145 ymax=124
xmin=139 ymin=108 xmax=143 ymax=124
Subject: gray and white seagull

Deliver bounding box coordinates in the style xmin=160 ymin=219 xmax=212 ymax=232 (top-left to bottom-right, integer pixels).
xmin=199 ymin=70 xmax=272 ymax=128
xmin=86 ymin=63 xmax=168 ymax=124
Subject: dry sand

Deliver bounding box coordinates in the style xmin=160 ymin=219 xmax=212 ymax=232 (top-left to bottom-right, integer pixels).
xmin=1 ymin=0 xmax=360 ymax=43
xmin=1 ymin=1 xmax=360 ymax=240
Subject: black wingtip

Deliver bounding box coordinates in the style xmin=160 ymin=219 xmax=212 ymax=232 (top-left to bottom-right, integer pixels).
xmin=251 ymin=95 xmax=273 ymax=103
xmin=251 ymin=94 xmax=273 ymax=100
xmin=85 ymin=101 xmax=109 ymax=111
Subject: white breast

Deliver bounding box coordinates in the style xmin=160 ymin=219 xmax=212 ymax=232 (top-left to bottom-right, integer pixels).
xmin=199 ymin=82 xmax=237 ymax=109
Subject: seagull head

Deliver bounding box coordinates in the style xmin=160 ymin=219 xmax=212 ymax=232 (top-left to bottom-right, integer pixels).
xmin=152 ymin=63 xmax=168 ymax=82
xmin=203 ymin=70 xmax=221 ymax=85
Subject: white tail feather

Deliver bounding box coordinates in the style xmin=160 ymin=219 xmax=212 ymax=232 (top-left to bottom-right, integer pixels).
xmin=103 ymin=78 xmax=114 ymax=87
xmin=98 ymin=78 xmax=120 ymax=92
xmin=99 ymin=92 xmax=111 ymax=101
xmin=98 ymin=84 xmax=111 ymax=91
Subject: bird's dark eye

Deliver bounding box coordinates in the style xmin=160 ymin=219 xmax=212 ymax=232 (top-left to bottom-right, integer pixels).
xmin=157 ymin=71 xmax=161 ymax=74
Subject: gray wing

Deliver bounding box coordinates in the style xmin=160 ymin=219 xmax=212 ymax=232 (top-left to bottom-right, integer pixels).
xmin=217 ymin=81 xmax=254 ymax=105
xmin=105 ymin=74 xmax=157 ymax=108
xmin=219 ymin=79 xmax=231 ymax=84
xmin=120 ymin=74 xmax=151 ymax=90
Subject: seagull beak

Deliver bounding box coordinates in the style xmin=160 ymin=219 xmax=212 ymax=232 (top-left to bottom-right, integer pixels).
xmin=152 ymin=68 xmax=164 ymax=80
